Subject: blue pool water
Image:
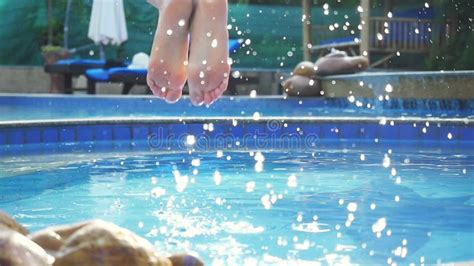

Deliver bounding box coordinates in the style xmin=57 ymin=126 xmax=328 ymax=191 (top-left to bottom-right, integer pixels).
xmin=0 ymin=95 xmax=473 ymax=264
xmin=1 ymin=147 xmax=473 ymax=265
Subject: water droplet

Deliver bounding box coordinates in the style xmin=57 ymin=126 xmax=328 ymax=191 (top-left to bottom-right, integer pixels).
xmin=246 ymin=181 xmax=256 ymax=192
xmin=191 ymin=159 xmax=200 ymax=167
xmin=211 ymin=39 xmax=218 ymax=48
xmin=372 ymin=217 xmax=387 ymax=234
xmin=150 ymin=187 xmax=166 ymax=198
xmin=347 ymin=202 xmax=358 ymax=212
xmin=383 ymin=154 xmax=391 ymax=168
xmin=287 ymin=174 xmax=298 ymax=188
xmin=253 ymin=112 xmax=261 ymax=120
xmin=166 ymin=29 xmax=173 ymax=36
xmin=214 ymin=171 xmax=222 ymax=185
xmin=186 ymin=135 xmax=196 ymax=145
xmin=178 ymin=19 xmax=186 ymax=27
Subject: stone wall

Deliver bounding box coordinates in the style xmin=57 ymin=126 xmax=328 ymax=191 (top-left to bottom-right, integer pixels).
xmin=0 ymin=66 xmax=149 ymax=95
xmin=0 ymin=66 xmax=49 ymax=93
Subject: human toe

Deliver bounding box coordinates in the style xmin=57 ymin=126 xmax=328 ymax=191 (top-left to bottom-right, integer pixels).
xmin=164 ymin=87 xmax=183 ymax=103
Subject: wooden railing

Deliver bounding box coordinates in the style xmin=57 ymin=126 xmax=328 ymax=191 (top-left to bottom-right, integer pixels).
xmin=309 ymin=17 xmax=452 ymax=55
xmin=369 ymin=17 xmax=452 ymax=53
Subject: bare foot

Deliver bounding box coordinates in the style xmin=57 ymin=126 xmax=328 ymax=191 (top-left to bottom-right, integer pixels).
xmin=187 ymin=0 xmax=230 ymax=106
xmin=147 ymin=0 xmax=193 ymax=103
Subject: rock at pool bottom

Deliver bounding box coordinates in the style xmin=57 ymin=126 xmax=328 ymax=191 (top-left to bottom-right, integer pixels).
xmin=0 ymin=211 xmax=203 ymax=266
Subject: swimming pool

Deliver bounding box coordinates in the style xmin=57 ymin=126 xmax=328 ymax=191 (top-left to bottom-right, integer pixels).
xmin=1 ymin=94 xmax=473 ymax=265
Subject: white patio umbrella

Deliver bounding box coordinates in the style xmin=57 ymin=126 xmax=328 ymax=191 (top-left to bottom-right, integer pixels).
xmin=87 ymin=0 xmax=128 ymax=59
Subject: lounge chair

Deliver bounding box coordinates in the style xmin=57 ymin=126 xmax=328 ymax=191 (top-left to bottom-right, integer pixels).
xmin=44 ymin=59 xmax=127 ymax=93
xmin=309 ymin=7 xmax=449 ymax=67
xmin=84 ymin=39 xmax=243 ymax=95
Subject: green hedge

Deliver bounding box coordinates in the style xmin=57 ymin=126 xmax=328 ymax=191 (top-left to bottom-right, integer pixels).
xmin=0 ymin=1 xmax=471 ymax=70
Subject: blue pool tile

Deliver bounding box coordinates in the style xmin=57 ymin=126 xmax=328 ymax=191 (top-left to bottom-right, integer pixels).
xmin=267 ymin=124 xmax=284 ymax=140
xmin=359 ymin=124 xmax=377 ymax=139
xmin=132 ymin=125 xmax=149 ymax=141
xmin=42 ymin=128 xmax=59 ymax=143
xmin=166 ymin=124 xmax=188 ymax=150
xmin=94 ymin=125 xmax=113 ymax=149
xmin=321 ymin=123 xmax=340 ymax=139
xmin=282 ymin=123 xmax=299 ymax=137
xmin=113 ymin=125 xmax=132 ymax=141
xmin=168 ymin=124 xmax=187 ymax=139
xmin=187 ymin=123 xmax=205 ymax=136
xmin=77 ymin=126 xmax=94 ymax=142
xmin=459 ymin=126 xmax=474 ymax=141
xmin=132 ymin=126 xmax=150 ymax=146
xmin=439 ymin=125 xmax=459 ymax=141
xmin=59 ymin=127 xmax=75 ymax=142
xmin=25 ymin=128 xmax=41 ymax=144
xmin=419 ymin=125 xmax=440 ymax=141
xmin=95 ymin=125 xmax=113 ymax=141
xmin=148 ymin=125 xmax=168 ymax=149
xmin=438 ymin=125 xmax=459 ymax=145
xmin=339 ymin=124 xmax=360 ymax=140
xmin=6 ymin=129 xmax=24 ymax=145
xmin=299 ymin=124 xmax=320 ymax=138
xmin=0 ymin=132 xmax=6 ymax=145
xmin=378 ymin=124 xmax=399 ymax=140
xmin=399 ymin=123 xmax=419 ymax=140
xmin=245 ymin=123 xmax=266 ymax=137
xmin=228 ymin=122 xmax=244 ymax=136
xmin=209 ymin=123 xmax=226 ymax=136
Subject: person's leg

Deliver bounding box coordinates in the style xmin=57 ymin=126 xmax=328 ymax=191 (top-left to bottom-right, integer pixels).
xmin=187 ymin=0 xmax=230 ymax=106
xmin=147 ymin=0 xmax=193 ymax=103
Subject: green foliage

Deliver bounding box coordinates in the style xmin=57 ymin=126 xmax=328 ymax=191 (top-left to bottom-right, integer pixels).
xmin=426 ymin=0 xmax=474 ymax=70
xmin=1 ymin=0 xmax=472 ymax=70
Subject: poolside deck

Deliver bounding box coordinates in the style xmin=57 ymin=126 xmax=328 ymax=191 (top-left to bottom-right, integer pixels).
xmin=321 ymin=70 xmax=474 ymax=99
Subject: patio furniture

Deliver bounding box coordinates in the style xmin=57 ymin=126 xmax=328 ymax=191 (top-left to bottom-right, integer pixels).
xmin=302 ymin=1 xmax=453 ymax=67
xmin=44 ymin=59 xmax=127 ymax=94
xmin=84 ymin=39 xmax=244 ymax=95
xmin=85 ymin=67 xmax=147 ymax=95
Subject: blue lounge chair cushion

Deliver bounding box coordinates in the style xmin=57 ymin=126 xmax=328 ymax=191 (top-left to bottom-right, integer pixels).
xmin=56 ymin=59 xmax=106 ymax=67
xmin=85 ymin=68 xmax=111 ymax=82
xmin=320 ymin=36 xmax=356 ymax=46
xmin=229 ymin=39 xmax=243 ymax=53
xmin=85 ymin=67 xmax=147 ymax=82
xmin=108 ymin=68 xmax=148 ymax=76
